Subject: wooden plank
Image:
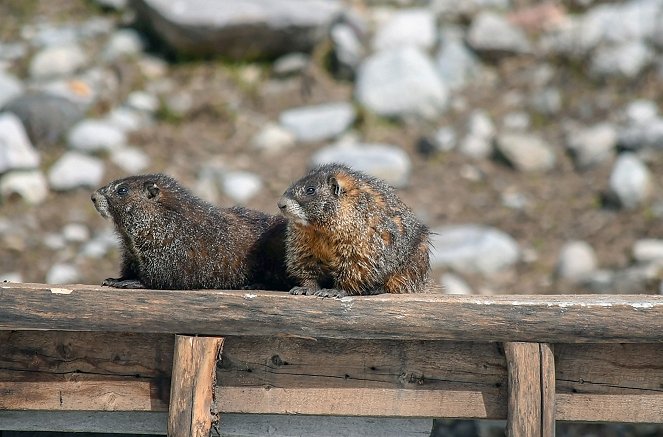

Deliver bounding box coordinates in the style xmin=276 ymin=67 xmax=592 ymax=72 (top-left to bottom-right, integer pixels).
xmin=540 ymin=344 xmax=555 ymax=436
xmin=555 ymin=343 xmax=663 ymax=423
xmin=0 ymin=331 xmax=172 ymax=411
xmin=0 ymin=411 xmax=167 ymax=433
xmin=1 ymin=283 xmax=663 ymax=342
xmin=216 ymin=337 xmax=507 ymax=419
xmin=168 ymin=335 xmax=223 ymax=437
xmin=505 ymin=342 xmax=541 ymax=437
xmin=0 ymin=412 xmax=430 ymax=436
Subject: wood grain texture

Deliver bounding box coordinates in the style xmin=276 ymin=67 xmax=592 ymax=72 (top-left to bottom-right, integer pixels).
xmin=540 ymin=344 xmax=555 ymax=437
xmin=0 ymin=331 xmax=171 ymax=411
xmin=555 ymin=343 xmax=663 ymax=422
xmin=216 ymin=337 xmax=507 ymax=419
xmin=168 ymin=336 xmax=223 ymax=437
xmin=2 ymin=283 xmax=663 ymax=342
xmin=505 ymin=342 xmax=541 ymax=437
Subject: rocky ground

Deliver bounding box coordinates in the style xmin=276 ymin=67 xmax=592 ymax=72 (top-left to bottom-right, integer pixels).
xmin=1 ymin=0 xmax=663 ymax=435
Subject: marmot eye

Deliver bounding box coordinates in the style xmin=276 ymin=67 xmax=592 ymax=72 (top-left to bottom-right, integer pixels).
xmin=305 ymin=186 xmax=316 ymax=195
xmin=116 ymin=186 xmax=129 ymax=196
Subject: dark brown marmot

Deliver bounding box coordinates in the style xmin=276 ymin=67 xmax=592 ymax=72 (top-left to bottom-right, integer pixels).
xmin=277 ymin=163 xmax=430 ymax=298
xmin=91 ymin=173 xmax=293 ymax=290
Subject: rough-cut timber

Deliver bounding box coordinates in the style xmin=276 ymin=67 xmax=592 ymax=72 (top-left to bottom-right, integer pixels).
xmin=540 ymin=344 xmax=555 ymax=436
xmin=505 ymin=342 xmax=542 ymax=437
xmin=1 ymin=283 xmax=663 ymax=343
xmin=168 ymin=335 xmax=223 ymax=437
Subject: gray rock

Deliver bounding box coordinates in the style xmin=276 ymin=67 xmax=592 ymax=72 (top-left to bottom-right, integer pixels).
xmin=102 ymin=28 xmax=145 ymax=61
xmin=502 ymin=112 xmax=530 ymax=131
xmin=467 ymin=11 xmax=531 ymax=56
xmin=251 ymin=122 xmax=296 ymax=153
xmin=459 ymin=110 xmax=495 ymax=159
xmin=0 ymin=112 xmax=40 ymax=173
xmin=279 ymin=102 xmax=356 ymax=142
xmin=63 ymin=223 xmax=90 ymax=243
xmin=556 ymin=240 xmax=598 ymax=282
xmin=590 ymin=41 xmax=654 ymax=78
xmin=440 ymin=272 xmax=473 ymax=295
xmin=435 ymin=34 xmax=481 ymax=91
xmin=273 ymin=53 xmax=309 ymax=77
xmin=0 ymin=170 xmax=49 ymax=205
xmin=46 ymin=263 xmax=80 ymax=284
xmin=0 ymin=72 xmax=23 ymax=108
xmin=29 ymin=44 xmax=88 ymax=79
xmin=618 ymin=119 xmax=663 ymax=150
xmin=430 ymin=224 xmax=520 ymax=276
xmin=222 ymin=171 xmax=263 ymax=204
xmin=126 ymin=91 xmax=160 ymax=114
xmin=581 ymin=264 xmax=661 ymax=294
xmin=110 ymin=146 xmax=150 ymax=174
xmin=43 ymin=233 xmax=67 ymax=251
xmin=132 ymin=0 xmax=342 ymax=60
xmin=311 ymin=143 xmax=411 ymax=188
xmin=330 ymin=23 xmax=364 ymax=78
xmin=0 ymin=272 xmax=23 ymax=283
xmin=355 ymin=47 xmax=448 ymax=119
xmin=633 ymin=239 xmax=663 ymax=263
xmin=372 ymin=8 xmax=436 ymax=51
xmin=67 ymin=119 xmax=127 ymax=153
xmin=29 ymin=23 xmax=80 ymax=48
xmin=80 ymin=230 xmax=118 ymax=259
xmin=529 ymin=87 xmax=562 ymax=115
xmin=0 ymin=42 xmax=27 ymax=62
xmin=609 ymin=153 xmax=652 ymax=209
xmin=104 ymin=106 xmax=148 ymax=133
xmin=566 ymin=123 xmax=617 ymax=168
xmin=625 ymin=99 xmax=659 ymax=125
xmin=418 ymin=126 xmax=456 ymax=156
xmin=2 ymin=92 xmax=85 ymax=147
xmin=495 ymin=132 xmax=556 ymax=172
xmin=48 ymin=152 xmax=105 ymax=191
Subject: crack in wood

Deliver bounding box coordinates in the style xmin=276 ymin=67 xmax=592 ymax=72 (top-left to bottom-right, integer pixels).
xmin=0 ymin=365 xmax=160 ymax=381
xmin=557 ymin=378 xmax=663 ymax=393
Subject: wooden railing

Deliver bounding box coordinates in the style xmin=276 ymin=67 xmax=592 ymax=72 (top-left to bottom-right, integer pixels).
xmin=1 ymin=283 xmax=662 ymax=436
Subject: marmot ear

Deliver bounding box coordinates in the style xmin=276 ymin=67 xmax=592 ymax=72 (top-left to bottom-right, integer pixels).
xmin=328 ymin=176 xmax=342 ymax=197
xmin=144 ymin=181 xmax=160 ymax=199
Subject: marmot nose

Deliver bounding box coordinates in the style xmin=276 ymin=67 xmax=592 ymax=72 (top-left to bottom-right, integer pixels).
xmin=277 ymin=198 xmax=287 ymax=211
xmin=91 ymin=192 xmax=97 ymax=204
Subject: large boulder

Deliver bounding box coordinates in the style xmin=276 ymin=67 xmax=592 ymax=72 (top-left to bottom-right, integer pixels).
xmin=132 ymin=0 xmax=342 ymax=60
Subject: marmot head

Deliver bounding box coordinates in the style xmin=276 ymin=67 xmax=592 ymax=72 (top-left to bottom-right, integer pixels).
xmin=278 ymin=164 xmax=358 ymax=227
xmin=91 ymin=174 xmax=183 ymax=228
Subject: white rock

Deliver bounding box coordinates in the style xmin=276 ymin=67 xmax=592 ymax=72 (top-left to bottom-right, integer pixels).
xmin=0 ymin=170 xmax=48 ymax=205
xmin=566 ymin=123 xmax=617 ymax=168
xmin=590 ymin=41 xmax=654 ymax=78
xmin=0 ymin=272 xmax=23 ymax=283
xmin=0 ymin=112 xmax=40 ymax=173
xmin=418 ymin=127 xmax=457 ymax=155
xmin=609 ymin=153 xmax=652 ymax=209
xmin=43 ymin=233 xmax=67 ymax=250
xmin=63 ymin=223 xmax=90 ymax=243
xmin=126 ymin=91 xmax=159 ymax=114
xmin=80 ymin=230 xmax=118 ymax=259
xmin=459 ymin=110 xmax=495 ymax=159
xmin=251 ymin=122 xmax=296 ymax=153
xmin=495 ymin=132 xmax=556 ymax=172
xmin=356 ymin=47 xmax=448 ymax=119
xmin=272 ymin=53 xmax=309 ymax=77
xmin=29 ymin=44 xmax=88 ymax=79
xmin=311 ymin=143 xmax=411 ymax=188
xmin=0 ymin=72 xmax=24 ymax=108
xmin=331 ymin=23 xmax=364 ymax=76
xmin=430 ymin=224 xmax=520 ymax=276
xmin=279 ymin=102 xmax=356 ymax=142
xmin=110 ymin=146 xmax=150 ymax=174
xmin=102 ymin=28 xmax=144 ymax=61
xmin=440 ymin=273 xmax=473 ymax=295
xmin=633 ymin=239 xmax=663 ymax=263
xmin=372 ymin=8 xmax=436 ymax=51
xmin=556 ymin=240 xmax=598 ymax=281
xmin=46 ymin=263 xmax=80 ymax=284
xmin=467 ymin=11 xmax=531 ymax=55
xmin=68 ymin=119 xmax=127 ymax=153
xmin=222 ymin=171 xmax=263 ymax=204
xmin=48 ymin=152 xmax=105 ymax=191
xmin=104 ymin=106 xmax=148 ymax=133
xmin=435 ymin=34 xmax=481 ymax=91
xmin=624 ymin=99 xmax=659 ymax=125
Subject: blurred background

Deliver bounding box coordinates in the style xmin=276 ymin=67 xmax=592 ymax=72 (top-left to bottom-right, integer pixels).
xmin=1 ymin=0 xmax=663 ymax=435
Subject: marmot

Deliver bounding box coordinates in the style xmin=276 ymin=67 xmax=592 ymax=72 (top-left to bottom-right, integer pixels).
xmin=91 ymin=173 xmax=293 ymax=290
xmin=277 ymin=164 xmax=430 ymax=297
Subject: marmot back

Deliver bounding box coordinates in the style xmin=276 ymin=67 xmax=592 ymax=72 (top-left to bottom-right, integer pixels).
xmin=278 ymin=164 xmax=430 ymax=297
xmin=92 ymin=173 xmax=293 ymax=290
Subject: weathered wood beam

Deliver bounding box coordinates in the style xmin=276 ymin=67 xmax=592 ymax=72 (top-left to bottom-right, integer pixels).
xmin=1 ymin=283 xmax=662 ymax=342
xmin=168 ymin=335 xmax=223 ymax=437
xmin=504 ymin=342 xmax=542 ymax=437
xmin=540 ymin=344 xmax=555 ymax=436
